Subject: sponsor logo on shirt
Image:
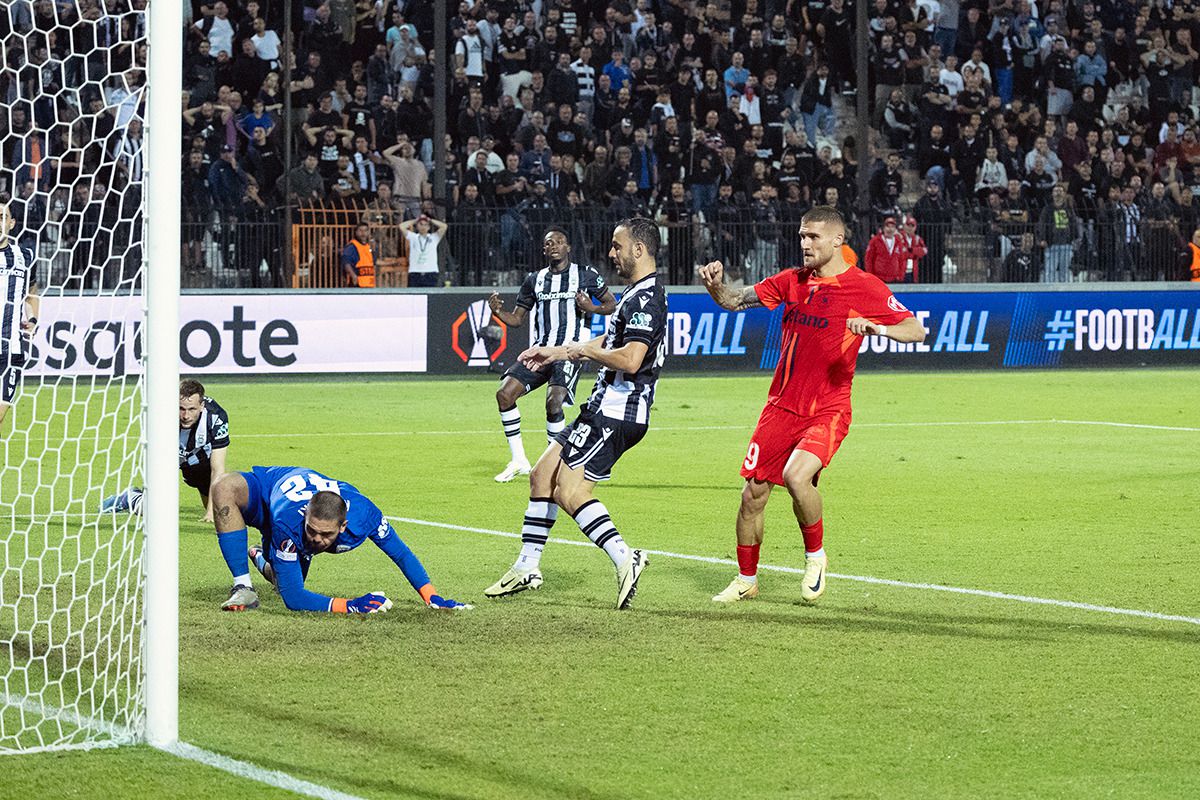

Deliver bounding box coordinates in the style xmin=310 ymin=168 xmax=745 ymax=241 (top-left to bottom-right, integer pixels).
xmin=888 ymin=296 xmax=908 ymax=313
xmin=783 ymin=308 xmax=830 ymax=329
xmin=628 ymin=311 xmax=653 ymax=331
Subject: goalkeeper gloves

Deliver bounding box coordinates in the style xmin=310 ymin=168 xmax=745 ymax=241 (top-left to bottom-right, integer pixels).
xmin=345 ymin=592 xmax=393 ymax=614
xmin=427 ymin=595 xmax=473 ymax=611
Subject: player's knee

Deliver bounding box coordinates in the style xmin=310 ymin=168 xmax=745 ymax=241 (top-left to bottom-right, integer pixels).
xmin=782 ymin=468 xmax=819 ymax=499
xmin=739 ymin=482 xmax=770 ymax=516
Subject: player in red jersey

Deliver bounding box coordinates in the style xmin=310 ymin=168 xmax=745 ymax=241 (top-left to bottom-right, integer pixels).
xmin=699 ymin=206 xmax=927 ymax=603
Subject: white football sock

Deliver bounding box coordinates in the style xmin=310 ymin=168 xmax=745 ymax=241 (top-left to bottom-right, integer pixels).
xmin=500 ymin=406 xmax=525 ymax=462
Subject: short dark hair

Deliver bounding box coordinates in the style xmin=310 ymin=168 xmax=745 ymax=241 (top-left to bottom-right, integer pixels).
xmin=801 ymin=205 xmax=846 ymax=234
xmin=544 ymin=225 xmax=569 ymax=240
xmin=308 ymin=491 xmax=347 ymax=524
xmin=617 ymin=217 xmax=659 ymax=257
xmin=179 ymin=379 xmax=205 ymax=399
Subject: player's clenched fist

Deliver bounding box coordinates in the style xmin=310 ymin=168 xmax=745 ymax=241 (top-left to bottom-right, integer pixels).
xmin=846 ymin=317 xmax=887 ymax=337
xmin=487 ymin=292 xmax=503 ymax=313
xmin=699 ymin=260 xmax=725 ymax=288
xmin=346 ymin=592 xmax=392 ymax=613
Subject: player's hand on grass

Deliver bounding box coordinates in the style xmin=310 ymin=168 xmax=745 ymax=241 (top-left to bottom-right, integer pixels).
xmin=488 ymin=292 xmax=503 ymax=313
xmin=699 ymin=260 xmax=725 ymax=289
xmin=846 ymin=317 xmax=886 ymax=337
xmin=346 ymin=592 xmax=392 ymax=614
xmin=427 ymin=595 xmax=473 ymax=611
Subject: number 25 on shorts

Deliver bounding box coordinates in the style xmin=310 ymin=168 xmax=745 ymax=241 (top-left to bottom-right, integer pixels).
xmin=743 ymin=442 xmax=759 ymax=471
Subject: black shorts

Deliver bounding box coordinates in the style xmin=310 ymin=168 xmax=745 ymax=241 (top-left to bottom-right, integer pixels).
xmin=1 ymin=351 xmax=23 ymax=406
xmin=181 ymin=461 xmax=213 ymax=494
xmin=554 ymin=408 xmax=647 ymax=482
xmin=503 ymin=358 xmax=582 ymax=405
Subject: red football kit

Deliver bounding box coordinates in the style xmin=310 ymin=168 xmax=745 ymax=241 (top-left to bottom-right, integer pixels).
xmin=740 ymin=265 xmax=914 ymax=485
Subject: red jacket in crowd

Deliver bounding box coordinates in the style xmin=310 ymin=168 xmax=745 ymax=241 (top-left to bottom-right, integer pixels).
xmin=864 ymin=221 xmax=927 ymax=283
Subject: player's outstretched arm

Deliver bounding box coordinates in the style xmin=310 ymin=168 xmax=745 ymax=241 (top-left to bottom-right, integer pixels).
xmin=568 ymin=336 xmax=649 ymax=373
xmin=274 ymin=555 xmax=391 ymax=613
xmin=699 ymin=261 xmax=764 ymax=312
xmin=846 ymin=316 xmax=927 ymax=342
xmin=372 ymin=525 xmax=472 ymax=610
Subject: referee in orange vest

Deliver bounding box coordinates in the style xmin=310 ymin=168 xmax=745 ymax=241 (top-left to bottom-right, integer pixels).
xmin=341 ymin=223 xmax=376 ymax=288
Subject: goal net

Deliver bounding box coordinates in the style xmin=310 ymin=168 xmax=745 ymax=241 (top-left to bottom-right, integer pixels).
xmin=0 ymin=2 xmax=152 ymax=753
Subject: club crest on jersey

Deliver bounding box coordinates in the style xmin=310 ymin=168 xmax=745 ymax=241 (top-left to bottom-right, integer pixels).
xmin=888 ymin=296 xmax=908 ymax=313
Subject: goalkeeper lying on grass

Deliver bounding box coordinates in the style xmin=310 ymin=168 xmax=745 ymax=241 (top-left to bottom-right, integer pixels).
xmin=209 ymin=465 xmax=472 ymax=614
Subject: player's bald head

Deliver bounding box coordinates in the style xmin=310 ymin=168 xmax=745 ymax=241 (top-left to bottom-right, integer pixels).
xmin=308 ymin=491 xmax=347 ymax=525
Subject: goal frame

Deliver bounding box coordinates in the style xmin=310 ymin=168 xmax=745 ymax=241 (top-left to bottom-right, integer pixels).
xmin=143 ymin=0 xmax=183 ymax=749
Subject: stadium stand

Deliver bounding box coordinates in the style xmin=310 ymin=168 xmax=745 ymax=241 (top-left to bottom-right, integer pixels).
xmin=5 ymin=0 xmax=1199 ymax=287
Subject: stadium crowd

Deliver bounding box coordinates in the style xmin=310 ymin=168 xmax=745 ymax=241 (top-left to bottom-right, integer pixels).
xmin=3 ymin=1 xmax=1200 ymax=285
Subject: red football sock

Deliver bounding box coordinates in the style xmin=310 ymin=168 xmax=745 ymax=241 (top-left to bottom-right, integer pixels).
xmin=736 ymin=543 xmax=761 ymax=577
xmin=801 ymin=519 xmax=824 ymax=553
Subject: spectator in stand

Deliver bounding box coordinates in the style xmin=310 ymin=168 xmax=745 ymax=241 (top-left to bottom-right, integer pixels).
xmin=975 ymin=146 xmax=1007 ymax=201
xmin=657 ymin=181 xmax=697 ymax=284
xmin=1037 ymin=185 xmax=1080 ymax=282
xmin=285 ymin=152 xmax=323 ymax=207
xmin=914 ymin=179 xmax=952 ymax=282
xmin=798 ymin=63 xmax=834 ymax=145
xmin=864 ymin=216 xmax=909 ymax=283
xmin=900 ymin=216 xmax=926 ymax=283
xmin=399 ymin=215 xmax=448 ymax=287
xmin=995 ymin=231 xmax=1038 ymax=282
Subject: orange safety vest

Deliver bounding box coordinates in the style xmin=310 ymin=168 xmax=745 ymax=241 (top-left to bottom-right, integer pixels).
xmin=842 ymin=244 xmax=858 ymax=267
xmin=350 ymin=239 xmax=375 ymax=288
xmin=1190 ymin=242 xmax=1200 ymax=282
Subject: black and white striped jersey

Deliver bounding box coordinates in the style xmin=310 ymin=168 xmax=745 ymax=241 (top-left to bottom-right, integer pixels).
xmin=180 ymin=397 xmax=231 ymax=468
xmin=0 ymin=243 xmax=35 ymax=357
xmin=583 ymin=273 xmax=668 ymax=425
xmin=516 ymin=262 xmax=607 ymax=347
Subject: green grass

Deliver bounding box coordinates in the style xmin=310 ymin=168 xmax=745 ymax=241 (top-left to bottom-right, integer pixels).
xmin=4 ymin=370 xmax=1200 ymax=798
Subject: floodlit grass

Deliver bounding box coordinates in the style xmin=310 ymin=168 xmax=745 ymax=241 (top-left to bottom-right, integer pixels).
xmin=5 ymin=370 xmax=1200 ymax=798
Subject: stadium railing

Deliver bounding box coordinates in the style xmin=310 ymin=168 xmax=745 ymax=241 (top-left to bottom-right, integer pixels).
xmin=168 ymin=206 xmax=1195 ymax=288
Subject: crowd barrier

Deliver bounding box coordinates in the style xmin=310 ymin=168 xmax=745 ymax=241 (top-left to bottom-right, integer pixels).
xmin=21 ymin=285 xmax=1200 ymax=378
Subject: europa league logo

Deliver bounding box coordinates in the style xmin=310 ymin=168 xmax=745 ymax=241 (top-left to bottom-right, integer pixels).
xmin=451 ymin=299 xmax=507 ymax=366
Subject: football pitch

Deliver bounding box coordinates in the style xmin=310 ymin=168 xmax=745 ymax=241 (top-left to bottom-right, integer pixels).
xmin=7 ymin=369 xmax=1200 ymax=799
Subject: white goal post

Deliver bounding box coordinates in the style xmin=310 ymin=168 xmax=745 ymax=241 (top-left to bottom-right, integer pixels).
xmin=0 ymin=0 xmax=181 ymax=753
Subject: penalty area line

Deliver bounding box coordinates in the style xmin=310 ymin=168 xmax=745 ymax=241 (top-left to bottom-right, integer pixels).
xmin=160 ymin=741 xmax=368 ymax=800
xmin=390 ymin=516 xmax=1200 ymax=628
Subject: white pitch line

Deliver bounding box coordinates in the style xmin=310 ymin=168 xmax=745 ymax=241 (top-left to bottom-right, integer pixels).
xmin=241 ymin=418 xmax=1199 ymax=439
xmin=160 ymin=742 xmax=368 ymax=800
xmin=390 ymin=516 xmax=1200 ymax=628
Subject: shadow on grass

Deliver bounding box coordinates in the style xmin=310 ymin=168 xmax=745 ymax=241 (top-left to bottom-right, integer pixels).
xmin=184 ymin=684 xmax=627 ymax=800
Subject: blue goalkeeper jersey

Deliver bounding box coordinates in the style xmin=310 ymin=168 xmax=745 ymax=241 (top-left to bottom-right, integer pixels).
xmin=243 ymin=465 xmax=391 ymax=562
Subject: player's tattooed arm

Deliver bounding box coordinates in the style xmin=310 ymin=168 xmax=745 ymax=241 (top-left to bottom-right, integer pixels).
xmin=699 ymin=260 xmax=764 ymax=311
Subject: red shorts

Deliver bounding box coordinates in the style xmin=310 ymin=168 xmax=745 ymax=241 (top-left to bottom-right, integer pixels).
xmin=739 ymin=402 xmax=850 ymax=486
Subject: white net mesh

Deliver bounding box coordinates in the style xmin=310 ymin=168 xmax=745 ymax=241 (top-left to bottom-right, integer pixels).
xmin=0 ymin=1 xmax=147 ymax=753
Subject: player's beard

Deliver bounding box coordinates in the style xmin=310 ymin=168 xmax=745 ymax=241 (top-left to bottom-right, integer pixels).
xmin=614 ymin=253 xmax=636 ymax=278
xmin=803 ymin=248 xmax=830 ymax=269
